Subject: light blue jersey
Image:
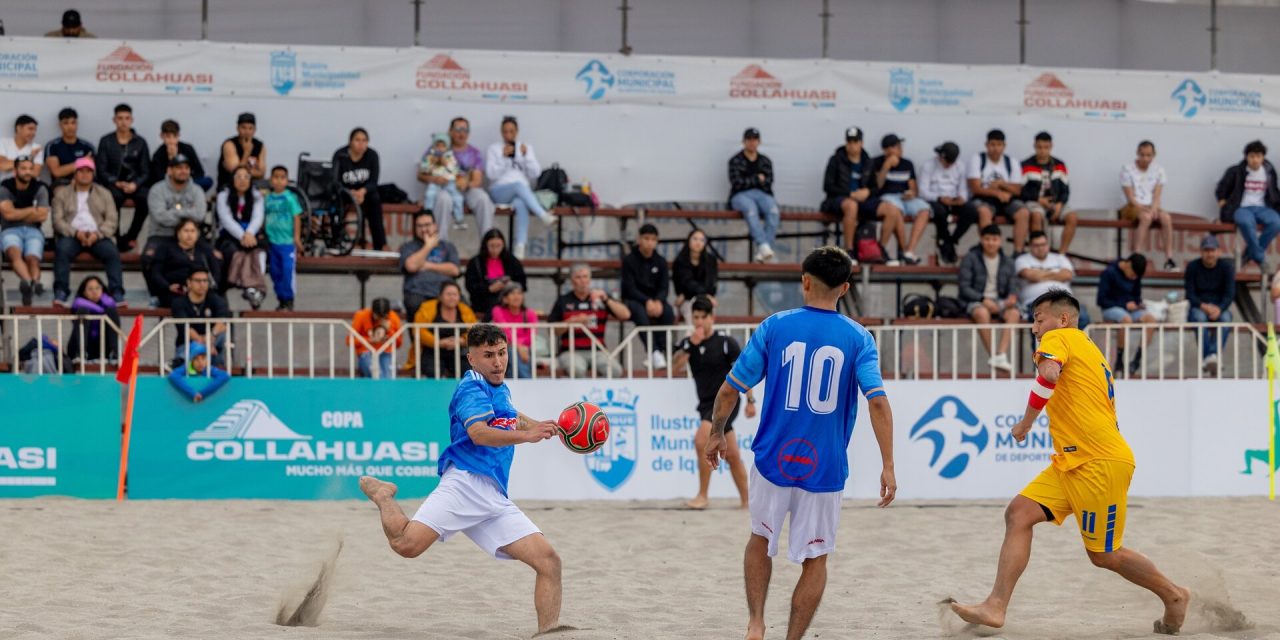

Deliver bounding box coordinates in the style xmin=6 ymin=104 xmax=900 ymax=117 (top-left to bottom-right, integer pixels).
xmin=438 ymin=370 xmax=520 ymax=495
xmin=727 ymin=307 xmax=884 ymax=492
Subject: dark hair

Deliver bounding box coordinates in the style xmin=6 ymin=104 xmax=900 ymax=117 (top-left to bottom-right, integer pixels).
xmin=270 ymin=165 xmax=289 ymax=176
xmin=160 ymin=119 xmax=179 ymax=135
xmin=691 ymin=295 xmax=715 ymax=315
xmin=980 ymin=224 xmax=1002 ymax=237
xmin=1034 ymin=131 xmax=1052 ymax=142
xmin=58 ymin=107 xmax=78 ymax=121
xmin=450 ymin=116 xmax=469 ymax=130
xmin=439 ymin=281 xmax=462 ymax=299
xmin=12 ymin=155 xmax=34 ymax=168
xmin=371 ymin=297 xmax=391 ymax=317
xmin=349 ymin=127 xmax=369 ymax=142
xmin=683 ymin=228 xmax=706 ymax=253
xmin=114 ymin=103 xmax=132 ymax=115
xmin=1137 ymin=140 xmax=1155 ymax=153
xmin=414 ymin=209 xmax=436 ymax=224
xmin=1031 ymin=289 xmax=1080 ymax=315
xmin=501 ymin=115 xmax=518 ymax=128
xmin=1245 ymin=140 xmax=1267 ymax=156
xmin=74 ymin=275 xmax=106 ymax=300
xmin=187 ymin=266 xmax=211 ymax=280
xmin=227 ymin=166 xmax=257 ymax=211
xmin=14 ymin=114 xmax=35 ymax=129
xmin=986 ymin=129 xmax=1005 ymax=142
xmin=174 ymin=218 xmax=201 ymax=237
xmin=802 ymin=246 xmax=854 ymax=289
xmin=638 ymin=223 xmax=659 ymax=237
xmin=480 ymin=227 xmax=508 ymax=257
xmin=1126 ymin=253 xmax=1148 ymax=278
xmin=467 ymin=323 xmax=509 ymax=349
xmin=1028 ymin=230 xmax=1048 ymax=242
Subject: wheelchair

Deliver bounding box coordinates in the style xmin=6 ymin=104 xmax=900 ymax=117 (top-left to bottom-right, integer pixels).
xmin=295 ymin=152 xmax=361 ymax=256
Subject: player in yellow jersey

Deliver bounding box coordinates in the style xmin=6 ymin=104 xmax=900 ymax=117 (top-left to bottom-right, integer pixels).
xmin=950 ymin=290 xmax=1191 ymax=634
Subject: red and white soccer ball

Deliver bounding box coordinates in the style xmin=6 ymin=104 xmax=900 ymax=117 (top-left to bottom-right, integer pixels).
xmin=555 ymin=401 xmax=611 ymax=454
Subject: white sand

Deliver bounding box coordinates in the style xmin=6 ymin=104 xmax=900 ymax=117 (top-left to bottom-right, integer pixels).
xmin=1 ymin=496 xmax=1277 ymax=639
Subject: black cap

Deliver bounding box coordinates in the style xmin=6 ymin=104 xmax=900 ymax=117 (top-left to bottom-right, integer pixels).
xmin=845 ymin=126 xmax=862 ymax=142
xmin=934 ymin=142 xmax=960 ymax=163
xmin=881 ymin=134 xmax=904 ymax=149
xmin=743 ymin=127 xmax=761 ymax=140
xmin=237 ymin=112 xmax=256 ymax=125
xmin=169 ymin=153 xmax=191 ymax=167
xmin=62 ymin=9 xmax=82 ymax=28
xmin=986 ymin=129 xmax=1006 ymax=142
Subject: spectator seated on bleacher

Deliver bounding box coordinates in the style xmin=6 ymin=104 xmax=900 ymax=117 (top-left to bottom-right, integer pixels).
xmin=0 ymin=114 xmax=45 ymax=181
xmin=401 ymin=210 xmax=461 ymax=319
xmin=96 ymin=103 xmax=151 ymax=249
xmin=66 ymin=275 xmax=120 ymax=364
xmin=871 ymin=133 xmax=930 ymax=265
xmin=420 ymin=116 xmax=496 ymax=243
xmin=333 ymin=127 xmax=388 ymax=252
xmin=1215 ymin=139 xmax=1280 ymax=273
xmin=967 ymin=129 xmax=1033 ymax=254
xmin=150 ymin=119 xmax=212 ymax=192
xmin=485 ymin=115 xmax=556 ymax=260
xmin=44 ymin=108 xmax=94 ymax=188
xmin=548 ymin=263 xmax=629 ymax=378
xmin=52 ymin=157 xmax=126 ymax=307
xmin=46 ymin=9 xmax=95 ymax=38
xmin=673 ymin=228 xmax=718 ymax=322
xmin=622 ymin=224 xmax=676 ymax=370
xmin=1097 ymin=253 xmax=1154 ymax=376
xmin=144 ymin=153 xmax=207 ymax=304
xmin=1 ymin=155 xmax=51 ymax=306
xmin=217 ymin=112 xmax=266 ymax=193
xmin=167 ymin=342 xmax=229 ymax=404
xmin=150 ymin=220 xmax=219 ymax=310
xmin=421 ymin=132 xmax=465 ymax=231
xmin=215 ymin=166 xmax=267 ymax=309
xmin=920 ymin=141 xmax=975 ymax=266
xmin=821 ymin=126 xmax=887 ymax=262
xmin=1185 ymin=235 xmax=1235 ymax=376
xmin=490 ymin=283 xmax=537 ymax=379
xmin=464 ymin=227 xmax=527 ymax=321
xmin=958 ymin=224 xmax=1019 ymax=373
xmin=1120 ymin=140 xmax=1175 ymax=270
xmin=1019 ymin=131 xmax=1077 ymax=254
xmin=352 ymin=297 xmax=402 ymax=379
xmin=171 ymin=266 xmax=230 ymax=370
xmin=1016 ymin=231 xmax=1089 ymax=327
xmin=727 ymin=127 xmax=780 ymax=263
xmin=414 ymin=282 xmax=475 ymax=379
xmin=263 ymin=165 xmax=304 ymax=311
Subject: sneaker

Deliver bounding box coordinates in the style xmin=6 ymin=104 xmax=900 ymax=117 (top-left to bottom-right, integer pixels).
xmin=540 ymin=213 xmax=559 ymax=227
xmin=649 ymin=350 xmax=668 ymax=371
xmin=53 ymin=297 xmax=69 ymax=308
xmin=1202 ymin=353 xmax=1219 ymax=377
xmin=18 ymin=280 xmax=32 ymax=306
xmin=1163 ymin=258 xmax=1177 ymax=271
xmin=939 ymin=243 xmax=958 ymax=265
xmin=901 ymin=252 xmax=922 ymax=266
xmin=988 ymin=352 xmax=1014 ymax=373
xmin=276 ymin=300 xmax=294 ymax=311
xmin=884 ymin=259 xmax=902 ymax=267
xmin=452 ymin=220 xmax=468 ymax=231
xmin=754 ymin=244 xmax=776 ymax=263
xmin=251 ymin=288 xmax=266 ymax=309
xmin=512 ymin=243 xmax=527 ymax=260
xmin=32 ymin=281 xmax=44 ymax=297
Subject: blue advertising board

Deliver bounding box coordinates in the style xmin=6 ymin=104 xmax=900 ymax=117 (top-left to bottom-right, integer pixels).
xmin=0 ymin=375 xmax=120 ymax=498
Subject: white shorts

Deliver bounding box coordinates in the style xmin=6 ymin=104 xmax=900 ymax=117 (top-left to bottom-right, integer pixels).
xmin=749 ymin=466 xmax=842 ymax=564
xmin=411 ymin=467 xmax=541 ymax=560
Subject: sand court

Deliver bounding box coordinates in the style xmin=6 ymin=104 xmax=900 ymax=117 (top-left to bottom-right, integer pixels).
xmin=1 ymin=496 xmax=1275 ymax=639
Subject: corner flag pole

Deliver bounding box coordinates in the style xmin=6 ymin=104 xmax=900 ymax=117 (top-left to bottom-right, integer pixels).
xmin=116 ymin=317 xmax=144 ymax=502
xmin=1266 ymin=324 xmax=1278 ymax=501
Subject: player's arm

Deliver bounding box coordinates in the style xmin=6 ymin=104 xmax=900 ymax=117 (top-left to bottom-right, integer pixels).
xmin=516 ymin=412 xmax=558 ymax=434
xmin=1013 ymin=358 xmax=1062 ymax=442
xmin=465 ymin=413 xmax=552 ymax=447
xmin=709 ymin=381 xmax=741 ymax=443
xmin=867 ymin=395 xmax=896 ymax=507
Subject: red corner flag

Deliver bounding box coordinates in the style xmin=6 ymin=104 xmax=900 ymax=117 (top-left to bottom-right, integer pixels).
xmin=116 ymin=316 xmax=143 ymax=384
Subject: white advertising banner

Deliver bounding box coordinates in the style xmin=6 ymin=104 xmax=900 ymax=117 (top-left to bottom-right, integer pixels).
xmin=1 ymin=37 xmax=1278 ymax=127
xmin=506 ymin=379 xmax=1274 ymax=501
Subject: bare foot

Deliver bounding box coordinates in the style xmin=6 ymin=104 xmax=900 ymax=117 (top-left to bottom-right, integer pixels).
xmin=533 ymin=624 xmax=578 ymax=636
xmin=745 ymin=619 xmax=765 ymax=640
xmin=359 ymin=476 xmax=398 ymax=503
xmin=686 ymin=496 xmax=709 ymax=510
xmin=1154 ymin=586 xmax=1192 ymax=635
xmin=949 ymin=599 xmax=1006 ymax=629
xmin=738 ymin=501 xmax=749 ymax=510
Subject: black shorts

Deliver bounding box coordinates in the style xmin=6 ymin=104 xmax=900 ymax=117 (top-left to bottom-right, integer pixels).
xmin=697 ymin=399 xmax=738 ymax=433
xmin=821 ymin=196 xmax=882 ymax=223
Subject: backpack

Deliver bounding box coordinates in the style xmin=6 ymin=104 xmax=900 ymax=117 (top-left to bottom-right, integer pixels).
xmin=854 ymin=222 xmax=888 ymax=264
xmin=935 ymin=296 xmax=966 ymax=319
xmin=978 ymin=153 xmax=1014 ymax=182
xmin=901 ymin=294 xmax=935 ymax=319
xmin=377 ymin=182 xmax=409 ymax=204
xmin=535 ymin=164 xmax=569 ymax=195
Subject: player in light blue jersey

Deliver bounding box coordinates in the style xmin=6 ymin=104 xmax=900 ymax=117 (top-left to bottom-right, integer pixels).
xmin=707 ymin=246 xmax=898 ymax=640
xmin=360 ymin=324 xmax=566 ymax=635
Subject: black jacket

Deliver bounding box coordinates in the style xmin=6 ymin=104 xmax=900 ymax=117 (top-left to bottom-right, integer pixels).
xmin=96 ymin=129 xmax=151 ymax=187
xmin=822 ymin=145 xmax=874 ymax=200
xmin=1019 ymin=155 xmax=1070 ymax=205
xmin=728 ymin=150 xmax=773 ymax=199
xmin=149 ymin=142 xmax=207 ymax=188
xmin=1215 ymin=159 xmax=1280 ymax=221
xmin=152 ymin=240 xmax=220 ymax=296
xmin=672 ymin=248 xmax=718 ymax=299
xmin=464 ymin=251 xmax=528 ymax=319
xmin=621 ymin=247 xmax=670 ymax=304
xmin=958 ymin=245 xmax=1016 ymax=304
xmin=333 ymin=146 xmax=380 ymax=191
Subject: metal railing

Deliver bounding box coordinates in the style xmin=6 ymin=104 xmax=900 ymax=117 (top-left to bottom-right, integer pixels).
xmin=376 ymin=322 xmax=614 ymax=380
xmin=143 ymin=318 xmax=372 ymax=378
xmin=0 ymin=313 xmax=126 ymax=375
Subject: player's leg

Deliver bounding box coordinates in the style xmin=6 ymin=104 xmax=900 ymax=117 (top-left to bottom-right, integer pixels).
xmin=501 ymin=532 xmax=563 ymax=634
xmin=787 ymin=555 xmax=827 ymax=640
xmin=783 ymin=488 xmax=840 ymax=640
xmin=724 ymin=429 xmax=750 ymax=508
xmin=744 ymin=533 xmax=772 ymax=640
xmin=1087 ymin=547 xmax=1190 ymax=634
xmin=359 ymin=476 xmax=439 ymax=558
xmin=688 ymin=419 xmax=714 ymax=509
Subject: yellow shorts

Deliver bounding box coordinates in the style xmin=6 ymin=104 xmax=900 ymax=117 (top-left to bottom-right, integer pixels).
xmin=1019 ymin=459 xmax=1135 ymax=553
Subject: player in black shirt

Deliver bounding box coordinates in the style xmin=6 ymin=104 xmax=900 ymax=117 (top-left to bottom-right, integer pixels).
xmin=674 ymin=296 xmax=754 ymax=510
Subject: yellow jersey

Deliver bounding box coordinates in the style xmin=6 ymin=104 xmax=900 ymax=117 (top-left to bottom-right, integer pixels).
xmin=1033 ymin=328 xmax=1135 ymax=470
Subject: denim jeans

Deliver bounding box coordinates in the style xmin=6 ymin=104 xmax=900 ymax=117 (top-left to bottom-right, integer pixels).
xmin=489 ymin=181 xmax=549 ymax=247
xmin=426 ymin=181 xmax=465 ymax=224
xmin=54 ymin=236 xmax=126 ymax=302
xmin=1187 ymin=307 xmax=1233 ymax=358
xmin=509 ymin=349 xmax=533 ymax=379
xmin=358 ymin=351 xmax=394 ymax=379
xmin=729 ymin=189 xmax=780 ymax=247
xmin=1233 ymin=205 xmax=1280 ymax=264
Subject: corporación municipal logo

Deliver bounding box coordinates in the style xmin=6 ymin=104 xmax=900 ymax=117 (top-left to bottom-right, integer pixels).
xmin=584 ymin=388 xmax=638 ymax=491
xmin=0 ymin=52 xmax=39 ymax=80
xmin=889 ymin=67 xmax=914 ymax=112
xmin=1172 ymin=79 xmax=1206 ymax=118
xmin=1172 ymin=77 xmax=1260 ymax=119
xmin=910 ymin=396 xmax=990 ymax=479
xmin=270 ymin=51 xmax=298 ymax=96
xmin=576 ymin=59 xmax=615 ymax=100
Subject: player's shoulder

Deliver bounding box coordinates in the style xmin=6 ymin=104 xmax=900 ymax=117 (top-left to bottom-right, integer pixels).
xmin=454 ymin=370 xmax=495 ymax=398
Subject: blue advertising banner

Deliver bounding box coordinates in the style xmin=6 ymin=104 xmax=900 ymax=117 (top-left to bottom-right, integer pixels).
xmin=129 ymin=378 xmax=454 ymax=499
xmin=0 ymin=375 xmax=120 ymax=498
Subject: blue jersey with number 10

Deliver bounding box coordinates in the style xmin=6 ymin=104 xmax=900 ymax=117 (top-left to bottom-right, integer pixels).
xmin=727 ymin=307 xmax=885 ymax=492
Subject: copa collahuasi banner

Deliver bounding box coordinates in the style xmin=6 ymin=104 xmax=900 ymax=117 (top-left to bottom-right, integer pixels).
xmin=0 ymin=375 xmax=120 ymax=498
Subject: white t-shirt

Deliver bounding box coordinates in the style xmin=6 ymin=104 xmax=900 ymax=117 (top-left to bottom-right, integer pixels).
xmin=967 ymin=152 xmax=1021 ymax=190
xmin=72 ymin=189 xmax=98 ymax=232
xmin=982 ymin=254 xmax=1000 ymax=300
xmin=1120 ymin=162 xmax=1166 ymax=207
xmin=0 ymin=137 xmax=46 ymax=181
xmin=1242 ymin=166 xmax=1269 ymax=208
xmin=918 ymin=157 xmax=970 ymax=201
xmin=1015 ymin=251 xmax=1074 ymax=306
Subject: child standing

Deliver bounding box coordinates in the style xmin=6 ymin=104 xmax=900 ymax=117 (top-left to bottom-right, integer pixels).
xmin=264 ymin=165 xmax=304 ymax=310
xmin=420 ymin=133 xmax=465 ymax=229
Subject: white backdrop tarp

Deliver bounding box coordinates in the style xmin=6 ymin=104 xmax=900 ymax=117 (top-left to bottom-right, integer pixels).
xmin=506 ymin=379 xmax=1275 ymax=501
